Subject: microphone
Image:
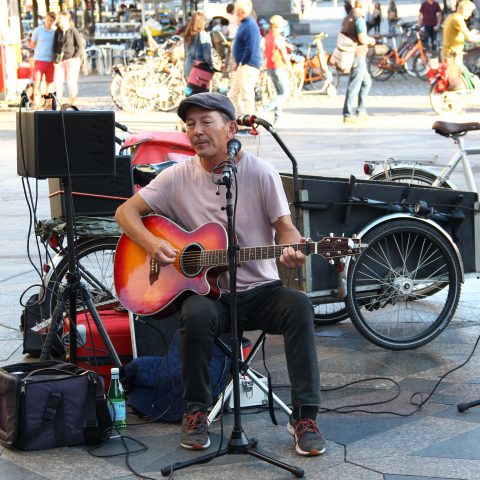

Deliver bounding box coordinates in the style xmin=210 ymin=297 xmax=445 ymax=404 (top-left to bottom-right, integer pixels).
xmin=236 ymin=114 xmax=256 ymax=127
xmin=227 ymin=138 xmax=242 ymax=159
xmin=236 ymin=114 xmax=273 ymax=130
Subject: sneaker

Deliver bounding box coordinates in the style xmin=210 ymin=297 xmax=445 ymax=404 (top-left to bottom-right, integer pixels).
xmin=287 ymin=417 xmax=326 ymax=456
xmin=343 ymin=116 xmax=357 ymax=125
xmin=357 ymin=112 xmax=369 ymax=122
xmin=180 ymin=410 xmax=210 ymax=450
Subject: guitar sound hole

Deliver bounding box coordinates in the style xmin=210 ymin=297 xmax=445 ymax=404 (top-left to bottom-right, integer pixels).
xmin=180 ymin=243 xmax=204 ymax=277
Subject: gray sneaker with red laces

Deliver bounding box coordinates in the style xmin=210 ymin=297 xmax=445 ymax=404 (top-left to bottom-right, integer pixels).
xmin=287 ymin=417 xmax=326 ymax=456
xmin=180 ymin=409 xmax=210 ymax=450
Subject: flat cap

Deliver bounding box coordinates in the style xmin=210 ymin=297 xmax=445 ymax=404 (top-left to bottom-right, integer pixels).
xmin=177 ymin=92 xmax=236 ymax=122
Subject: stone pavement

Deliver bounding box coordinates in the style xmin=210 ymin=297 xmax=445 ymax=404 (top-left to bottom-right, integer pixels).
xmin=1 ymin=2 xmax=480 ymax=478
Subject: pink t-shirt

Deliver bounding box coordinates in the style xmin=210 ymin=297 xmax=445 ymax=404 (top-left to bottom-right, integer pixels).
xmin=139 ymin=150 xmax=291 ymax=292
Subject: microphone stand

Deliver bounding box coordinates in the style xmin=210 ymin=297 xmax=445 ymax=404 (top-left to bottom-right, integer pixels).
xmin=160 ymin=146 xmax=304 ymax=478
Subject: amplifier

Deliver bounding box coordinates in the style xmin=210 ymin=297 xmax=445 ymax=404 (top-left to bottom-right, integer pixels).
xmin=48 ymin=155 xmax=134 ymax=218
xmin=16 ymin=110 xmax=115 ymax=179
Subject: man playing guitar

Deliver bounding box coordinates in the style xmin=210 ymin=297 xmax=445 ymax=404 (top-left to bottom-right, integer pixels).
xmin=114 ymin=92 xmax=325 ymax=456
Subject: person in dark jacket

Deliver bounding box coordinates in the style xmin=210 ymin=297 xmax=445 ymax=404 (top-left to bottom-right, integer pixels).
xmin=228 ymin=0 xmax=261 ymax=126
xmin=53 ymin=11 xmax=84 ymax=106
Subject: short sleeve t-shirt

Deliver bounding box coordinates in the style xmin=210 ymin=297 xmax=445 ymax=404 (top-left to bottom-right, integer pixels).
xmin=419 ymin=1 xmax=442 ymax=27
xmin=32 ymin=25 xmax=55 ymax=62
xmin=139 ymin=150 xmax=291 ymax=292
xmin=443 ymin=13 xmax=467 ymax=56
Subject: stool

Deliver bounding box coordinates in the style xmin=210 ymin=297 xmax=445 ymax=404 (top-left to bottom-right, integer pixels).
xmin=208 ymin=332 xmax=291 ymax=423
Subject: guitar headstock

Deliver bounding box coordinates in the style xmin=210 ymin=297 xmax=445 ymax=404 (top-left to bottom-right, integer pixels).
xmin=313 ymin=235 xmax=365 ymax=259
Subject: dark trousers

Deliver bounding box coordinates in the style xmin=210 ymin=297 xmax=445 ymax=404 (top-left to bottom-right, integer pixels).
xmin=423 ymin=25 xmax=438 ymax=50
xmin=179 ymin=281 xmax=320 ymax=412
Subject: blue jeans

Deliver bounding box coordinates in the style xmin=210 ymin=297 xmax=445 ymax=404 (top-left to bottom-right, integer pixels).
xmin=265 ymin=67 xmax=290 ymax=121
xmin=343 ymin=56 xmax=372 ymax=118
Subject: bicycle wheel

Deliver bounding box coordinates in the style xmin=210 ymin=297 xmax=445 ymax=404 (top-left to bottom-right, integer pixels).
xmin=312 ymin=301 xmax=349 ymax=326
xmin=412 ymin=52 xmax=431 ymax=79
xmin=120 ymin=68 xmax=157 ymax=114
xmin=369 ymin=167 xmax=454 ymax=188
xmin=345 ymin=219 xmax=462 ymax=350
xmin=464 ymin=47 xmax=480 ymax=75
xmin=110 ymin=73 xmax=124 ymax=109
xmin=305 ymin=65 xmax=339 ymax=93
xmin=429 ymin=79 xmax=468 ymax=115
xmin=155 ymin=72 xmax=186 ymax=112
xmin=367 ymin=52 xmax=395 ymax=81
xmin=42 ymin=237 xmax=119 ymax=320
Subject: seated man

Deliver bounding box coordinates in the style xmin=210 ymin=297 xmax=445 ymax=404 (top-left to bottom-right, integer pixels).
xmin=115 ymin=92 xmax=325 ymax=457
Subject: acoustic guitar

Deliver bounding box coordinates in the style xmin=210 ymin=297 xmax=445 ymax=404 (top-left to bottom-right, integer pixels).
xmin=114 ymin=215 xmax=362 ymax=315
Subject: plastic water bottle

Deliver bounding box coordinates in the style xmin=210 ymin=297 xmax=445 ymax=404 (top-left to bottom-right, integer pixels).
xmin=108 ymin=367 xmax=126 ymax=428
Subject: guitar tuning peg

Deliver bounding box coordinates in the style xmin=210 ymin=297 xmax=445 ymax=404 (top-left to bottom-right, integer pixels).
xmin=329 ymin=232 xmax=334 ymax=237
xmin=329 ymin=259 xmax=335 ymax=265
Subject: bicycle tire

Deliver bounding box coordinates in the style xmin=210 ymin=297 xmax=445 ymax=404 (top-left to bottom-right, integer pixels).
xmin=305 ymin=65 xmax=339 ymax=93
xmin=412 ymin=51 xmax=431 ymax=79
xmin=155 ymin=72 xmax=186 ymax=112
xmin=313 ymin=301 xmax=349 ymax=326
xmin=120 ymin=68 xmax=157 ymax=114
xmin=464 ymin=47 xmax=480 ymax=75
xmin=345 ymin=219 xmax=462 ymax=350
xmin=369 ymin=167 xmax=454 ymax=188
xmin=42 ymin=237 xmax=119 ymax=320
xmin=429 ymin=78 xmax=468 ymax=115
xmin=367 ymin=52 xmax=395 ymax=81
xmin=110 ymin=73 xmax=123 ymax=109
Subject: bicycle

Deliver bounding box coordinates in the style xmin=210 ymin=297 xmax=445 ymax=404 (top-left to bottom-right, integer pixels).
xmin=428 ymin=61 xmax=480 ymax=114
xmin=364 ymin=120 xmax=479 ymax=193
xmin=293 ymin=33 xmax=339 ymax=95
xmin=367 ymin=25 xmax=432 ymax=80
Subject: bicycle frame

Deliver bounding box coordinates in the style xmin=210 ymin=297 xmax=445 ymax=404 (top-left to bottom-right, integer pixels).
xmin=433 ymin=136 xmax=478 ymax=192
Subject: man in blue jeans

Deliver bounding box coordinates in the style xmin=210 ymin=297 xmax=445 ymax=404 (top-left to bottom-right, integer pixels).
xmin=342 ymin=0 xmax=376 ymax=125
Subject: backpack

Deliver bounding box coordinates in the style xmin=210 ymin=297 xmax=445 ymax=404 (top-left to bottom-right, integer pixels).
xmin=123 ymin=331 xmax=230 ymax=421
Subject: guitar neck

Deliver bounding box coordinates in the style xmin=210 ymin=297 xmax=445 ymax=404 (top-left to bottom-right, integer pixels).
xmin=201 ymin=239 xmax=350 ymax=267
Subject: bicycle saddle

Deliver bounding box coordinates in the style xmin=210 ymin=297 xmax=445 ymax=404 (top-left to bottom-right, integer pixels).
xmin=133 ymin=161 xmax=177 ymax=186
xmin=432 ymin=121 xmax=480 ymax=137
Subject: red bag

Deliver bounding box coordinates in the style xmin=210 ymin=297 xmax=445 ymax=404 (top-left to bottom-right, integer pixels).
xmin=187 ymin=60 xmax=214 ymax=89
xmin=64 ymin=309 xmax=133 ymax=390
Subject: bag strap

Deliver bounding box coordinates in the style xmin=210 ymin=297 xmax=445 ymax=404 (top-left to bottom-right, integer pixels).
xmin=28 ymin=392 xmax=65 ymax=446
xmin=84 ymin=372 xmax=112 ymax=445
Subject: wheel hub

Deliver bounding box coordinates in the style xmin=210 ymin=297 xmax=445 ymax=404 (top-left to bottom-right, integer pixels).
xmin=393 ymin=276 xmax=413 ymax=296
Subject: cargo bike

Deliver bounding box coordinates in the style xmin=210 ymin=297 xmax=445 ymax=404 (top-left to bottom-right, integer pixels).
xmin=35 ymin=118 xmax=479 ymax=355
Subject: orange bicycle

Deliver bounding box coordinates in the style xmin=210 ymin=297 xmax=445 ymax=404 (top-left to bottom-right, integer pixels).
xmin=367 ymin=25 xmax=432 ymax=81
xmin=293 ymin=33 xmax=339 ymax=95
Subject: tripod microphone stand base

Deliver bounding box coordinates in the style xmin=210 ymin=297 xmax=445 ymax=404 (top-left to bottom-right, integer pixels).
xmin=160 ymin=429 xmax=304 ymax=478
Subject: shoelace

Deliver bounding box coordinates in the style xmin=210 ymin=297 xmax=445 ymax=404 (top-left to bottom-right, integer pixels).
xmin=293 ymin=418 xmax=320 ymax=438
xmin=185 ymin=412 xmax=209 ymax=431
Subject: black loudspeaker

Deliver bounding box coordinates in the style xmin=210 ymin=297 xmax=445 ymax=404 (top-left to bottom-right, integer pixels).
xmin=133 ymin=312 xmax=180 ymax=357
xmin=16 ymin=110 xmax=115 ymax=179
xmin=48 ymin=155 xmax=134 ymax=217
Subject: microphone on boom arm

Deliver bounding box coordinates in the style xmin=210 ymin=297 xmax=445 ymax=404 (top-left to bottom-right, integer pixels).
xmin=227 ymin=138 xmax=242 ymax=159
xmin=236 ymin=114 xmax=273 ymax=130
xmin=222 ymin=138 xmax=242 ymax=184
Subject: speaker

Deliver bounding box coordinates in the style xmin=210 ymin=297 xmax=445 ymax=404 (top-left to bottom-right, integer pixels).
xmin=16 ymin=110 xmax=115 ymax=179
xmin=48 ymin=155 xmax=134 ymax=218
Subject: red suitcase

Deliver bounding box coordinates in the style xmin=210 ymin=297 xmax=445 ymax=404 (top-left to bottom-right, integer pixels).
xmin=64 ymin=309 xmax=133 ymax=390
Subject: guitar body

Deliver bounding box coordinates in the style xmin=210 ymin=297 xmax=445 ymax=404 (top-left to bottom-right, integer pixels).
xmin=114 ymin=215 xmax=228 ymax=315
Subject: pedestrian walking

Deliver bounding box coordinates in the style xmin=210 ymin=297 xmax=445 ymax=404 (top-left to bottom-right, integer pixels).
xmin=53 ymin=11 xmax=84 ymax=106
xmin=29 ymin=11 xmax=56 ymax=108
xmin=228 ymin=0 xmax=262 ymax=129
xmin=373 ymin=2 xmax=382 ymax=33
xmin=262 ymin=15 xmax=292 ymax=126
xmin=342 ymin=0 xmax=376 ymax=124
xmin=387 ymin=0 xmax=399 ymax=35
xmin=183 ymin=11 xmax=214 ymax=95
xmin=419 ymin=0 xmax=443 ymax=51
